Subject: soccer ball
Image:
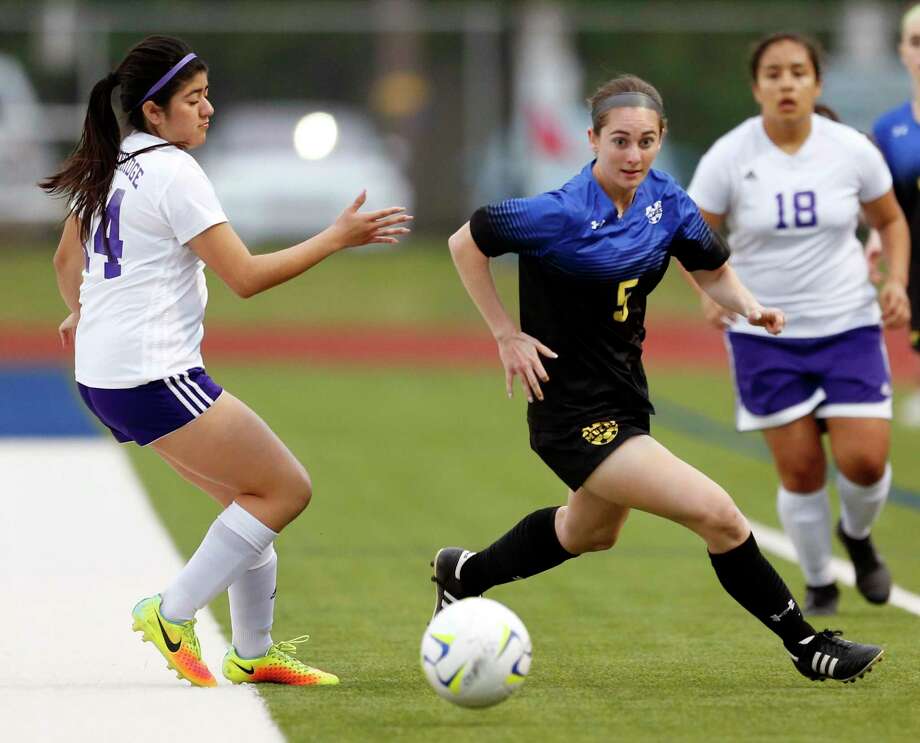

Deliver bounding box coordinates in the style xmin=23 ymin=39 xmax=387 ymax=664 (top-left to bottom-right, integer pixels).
xmin=420 ymin=597 xmax=532 ymax=708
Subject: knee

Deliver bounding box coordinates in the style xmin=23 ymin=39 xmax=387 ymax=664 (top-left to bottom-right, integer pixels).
xmin=778 ymin=457 xmax=826 ymax=493
xmin=837 ymin=454 xmax=887 ymax=487
xmin=282 ymin=466 xmax=312 ymax=519
xmin=557 ymin=516 xmax=620 ymax=555
xmin=694 ymin=495 xmax=749 ymax=549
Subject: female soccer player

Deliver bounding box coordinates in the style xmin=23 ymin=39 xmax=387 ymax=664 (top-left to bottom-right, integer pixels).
xmin=874 ymin=5 xmax=920 ymax=425
xmin=43 ymin=36 xmax=411 ymax=687
xmin=687 ymin=33 xmax=910 ymax=615
xmin=431 ymin=74 xmax=884 ymax=684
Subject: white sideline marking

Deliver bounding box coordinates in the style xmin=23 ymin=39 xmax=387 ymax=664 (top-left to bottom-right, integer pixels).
xmin=0 ymin=439 xmax=285 ymax=743
xmin=751 ymin=521 xmax=920 ymax=617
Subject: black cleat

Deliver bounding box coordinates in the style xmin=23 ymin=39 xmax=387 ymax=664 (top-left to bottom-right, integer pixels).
xmin=430 ymin=547 xmax=477 ymax=617
xmin=789 ymin=630 xmax=883 ymax=683
xmin=836 ymin=521 xmax=892 ymax=604
xmin=803 ymin=582 xmax=840 ymax=616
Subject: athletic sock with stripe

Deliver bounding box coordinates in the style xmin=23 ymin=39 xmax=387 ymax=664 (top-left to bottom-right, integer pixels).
xmin=709 ymin=532 xmax=816 ymax=652
xmin=458 ymin=506 xmax=576 ymax=596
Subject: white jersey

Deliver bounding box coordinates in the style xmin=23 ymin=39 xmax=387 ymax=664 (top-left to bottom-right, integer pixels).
xmin=687 ymin=115 xmax=891 ymax=338
xmin=75 ymin=131 xmax=227 ymax=388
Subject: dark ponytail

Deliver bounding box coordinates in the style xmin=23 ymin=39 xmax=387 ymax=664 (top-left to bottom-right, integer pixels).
xmin=40 ymin=35 xmax=207 ymax=242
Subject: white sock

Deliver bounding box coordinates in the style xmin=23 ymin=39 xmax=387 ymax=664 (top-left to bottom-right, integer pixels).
xmin=777 ymin=485 xmax=834 ymax=587
xmin=229 ymin=544 xmax=277 ymax=658
xmin=160 ymin=502 xmax=278 ymax=622
xmin=837 ymin=463 xmax=891 ymax=539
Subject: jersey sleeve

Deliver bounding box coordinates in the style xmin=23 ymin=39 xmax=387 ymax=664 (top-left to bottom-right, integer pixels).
xmin=669 ymin=188 xmax=730 ymax=271
xmin=161 ymin=158 xmax=228 ymax=246
xmin=853 ymin=135 xmax=893 ymax=203
xmin=469 ymin=193 xmax=568 ymax=257
xmin=686 ymin=144 xmax=732 ymax=216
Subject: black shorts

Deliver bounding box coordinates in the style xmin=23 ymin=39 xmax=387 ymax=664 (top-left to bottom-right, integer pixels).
xmin=910 ymin=257 xmax=920 ymax=352
xmin=529 ymin=412 xmax=651 ymax=491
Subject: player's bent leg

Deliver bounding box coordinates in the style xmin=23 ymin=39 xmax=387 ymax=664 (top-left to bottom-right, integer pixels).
xmin=826 ymin=418 xmax=892 ymax=604
xmin=582 ymin=435 xmax=884 ymax=684
xmin=223 ymin=636 xmax=339 ymax=687
xmin=131 ymin=594 xmax=217 ymax=687
xmin=152 ymin=391 xmax=312 ymax=532
xmin=762 ymin=418 xmax=837 ymax=612
xmin=555 ymin=488 xmax=630 ymax=554
xmin=581 ymin=435 xmax=747 ymax=552
xmin=158 ymin=449 xmax=239 ymax=508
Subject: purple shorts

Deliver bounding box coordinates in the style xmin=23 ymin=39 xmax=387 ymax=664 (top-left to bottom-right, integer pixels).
xmin=726 ymin=325 xmax=891 ymax=432
xmin=77 ymin=368 xmax=223 ymax=446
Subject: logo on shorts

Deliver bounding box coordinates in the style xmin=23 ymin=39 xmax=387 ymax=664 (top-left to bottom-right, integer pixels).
xmin=581 ymin=420 xmax=619 ymax=446
xmin=645 ymin=200 xmax=662 ymax=224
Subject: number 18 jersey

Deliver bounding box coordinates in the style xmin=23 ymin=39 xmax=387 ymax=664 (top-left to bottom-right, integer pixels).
xmin=75 ymin=131 xmax=227 ymax=388
xmin=687 ymin=115 xmax=891 ymax=338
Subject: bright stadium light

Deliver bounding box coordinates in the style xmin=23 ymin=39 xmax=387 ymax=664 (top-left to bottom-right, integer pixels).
xmin=293 ymin=112 xmax=338 ymax=160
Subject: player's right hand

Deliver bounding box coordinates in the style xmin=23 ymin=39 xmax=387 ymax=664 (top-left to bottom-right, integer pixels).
xmin=497 ymin=332 xmax=558 ymax=403
xmin=332 ymin=190 xmax=413 ymax=248
xmin=58 ymin=312 xmax=79 ymax=350
xmin=700 ymin=292 xmax=736 ymax=329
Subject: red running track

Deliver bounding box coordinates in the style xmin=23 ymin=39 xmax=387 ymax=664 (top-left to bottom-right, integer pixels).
xmin=0 ymin=320 xmax=916 ymax=380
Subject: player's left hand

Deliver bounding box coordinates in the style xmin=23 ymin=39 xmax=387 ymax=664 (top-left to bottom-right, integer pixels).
xmin=746 ymin=307 xmax=784 ymax=335
xmin=879 ymin=280 xmax=910 ymax=329
xmin=58 ymin=312 xmax=79 ymax=350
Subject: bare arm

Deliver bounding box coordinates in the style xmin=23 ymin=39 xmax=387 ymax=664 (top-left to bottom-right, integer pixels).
xmin=52 ymin=215 xmax=84 ymax=349
xmin=678 ymin=208 xmax=740 ymax=329
xmin=692 ymin=263 xmax=785 ymax=335
xmin=862 ymin=189 xmax=910 ymax=328
xmin=448 ymin=222 xmax=557 ymax=401
xmin=189 ymin=191 xmax=411 ymax=298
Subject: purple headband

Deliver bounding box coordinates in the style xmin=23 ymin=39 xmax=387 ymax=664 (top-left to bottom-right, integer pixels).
xmin=134 ymin=52 xmax=197 ymax=109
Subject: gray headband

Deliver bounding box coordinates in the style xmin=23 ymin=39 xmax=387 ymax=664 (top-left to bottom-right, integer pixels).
xmin=592 ymin=92 xmax=664 ymax=121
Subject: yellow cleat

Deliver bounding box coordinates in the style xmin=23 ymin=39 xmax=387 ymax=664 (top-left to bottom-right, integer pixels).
xmin=131 ymin=595 xmax=217 ymax=687
xmin=222 ymin=635 xmax=339 ymax=686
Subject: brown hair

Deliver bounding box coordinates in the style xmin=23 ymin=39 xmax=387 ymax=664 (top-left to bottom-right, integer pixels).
xmin=587 ymin=74 xmax=667 ymax=133
xmin=749 ymin=32 xmax=823 ymax=82
xmin=40 ymin=35 xmax=208 ymax=241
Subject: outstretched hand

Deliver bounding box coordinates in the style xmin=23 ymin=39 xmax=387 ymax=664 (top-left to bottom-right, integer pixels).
xmin=332 ymin=190 xmax=413 ymax=248
xmin=497 ymin=332 xmax=558 ymax=403
xmin=746 ymin=307 xmax=785 ymax=335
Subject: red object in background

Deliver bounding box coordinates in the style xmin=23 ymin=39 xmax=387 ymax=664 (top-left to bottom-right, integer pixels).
xmin=526 ymin=106 xmax=567 ymax=158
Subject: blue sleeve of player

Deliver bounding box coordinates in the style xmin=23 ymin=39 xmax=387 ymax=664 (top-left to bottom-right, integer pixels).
xmin=468 ymin=193 xmax=568 ymax=258
xmin=669 ymin=188 xmax=729 ymax=271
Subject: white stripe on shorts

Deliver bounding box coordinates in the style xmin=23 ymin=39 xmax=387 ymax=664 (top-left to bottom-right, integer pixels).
xmin=173 ymin=374 xmax=210 ymax=413
xmin=164 ymin=376 xmax=203 ymax=417
xmin=181 ymin=372 xmax=215 ymax=406
xmin=735 ymin=388 xmax=826 ymax=432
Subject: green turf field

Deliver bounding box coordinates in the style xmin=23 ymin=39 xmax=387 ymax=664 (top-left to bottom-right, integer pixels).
xmin=0 ymin=237 xmax=702 ymax=328
xmin=124 ymin=364 xmax=920 ymax=743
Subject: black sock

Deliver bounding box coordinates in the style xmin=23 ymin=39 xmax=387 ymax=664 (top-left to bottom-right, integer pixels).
xmin=709 ymin=533 xmax=815 ymax=651
xmin=459 ymin=507 xmax=577 ymax=596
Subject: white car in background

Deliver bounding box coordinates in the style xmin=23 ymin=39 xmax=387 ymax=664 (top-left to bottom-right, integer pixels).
xmin=0 ymin=53 xmax=63 ymax=228
xmin=200 ymin=102 xmax=414 ymax=245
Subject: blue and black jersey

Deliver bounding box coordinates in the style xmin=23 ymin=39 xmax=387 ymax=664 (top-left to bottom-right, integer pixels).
xmin=873 ymin=103 xmax=920 ymax=343
xmin=873 ymin=103 xmax=920 ymax=252
xmin=470 ymin=163 xmax=728 ymax=426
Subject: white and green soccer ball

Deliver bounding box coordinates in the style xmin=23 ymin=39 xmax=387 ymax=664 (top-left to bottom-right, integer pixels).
xmin=420 ymin=597 xmax=532 ymax=708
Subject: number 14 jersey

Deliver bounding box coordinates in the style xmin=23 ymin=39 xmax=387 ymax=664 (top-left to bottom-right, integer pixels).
xmin=688 ymin=114 xmax=891 ymax=338
xmin=76 ymin=131 xmax=227 ymax=388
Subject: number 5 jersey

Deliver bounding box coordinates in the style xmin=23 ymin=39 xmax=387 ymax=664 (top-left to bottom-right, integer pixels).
xmin=688 ymin=114 xmax=892 ymax=339
xmin=469 ymin=165 xmax=728 ymax=426
xmin=76 ymin=131 xmax=227 ymax=388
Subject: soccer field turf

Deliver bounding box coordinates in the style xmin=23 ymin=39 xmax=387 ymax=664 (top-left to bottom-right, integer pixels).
xmin=125 ymin=364 xmax=920 ymax=743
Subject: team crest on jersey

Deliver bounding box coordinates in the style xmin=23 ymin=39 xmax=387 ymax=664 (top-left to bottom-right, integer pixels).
xmin=581 ymin=420 xmax=618 ymax=446
xmin=645 ymin=200 xmax=662 ymax=224
xmin=893 ymin=124 xmax=909 ymax=138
